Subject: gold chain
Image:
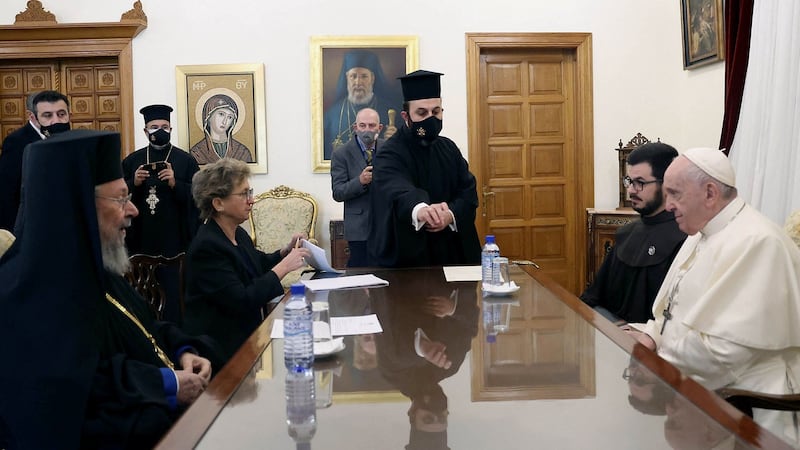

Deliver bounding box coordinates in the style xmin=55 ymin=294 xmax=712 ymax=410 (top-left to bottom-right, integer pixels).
xmin=104 ymin=293 xmax=175 ymax=369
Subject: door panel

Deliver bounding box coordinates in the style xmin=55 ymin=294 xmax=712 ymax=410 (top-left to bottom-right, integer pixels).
xmin=480 ymin=49 xmax=578 ymax=292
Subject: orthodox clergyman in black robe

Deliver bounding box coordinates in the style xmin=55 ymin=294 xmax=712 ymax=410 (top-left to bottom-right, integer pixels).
xmin=581 ymin=210 xmax=686 ymax=323
xmin=368 ymin=70 xmax=480 ymax=267
xmin=0 ymin=130 xmax=216 ymax=450
xmin=580 ymin=142 xmax=686 ymax=324
xmin=122 ymin=104 xmax=200 ymax=323
xmin=82 ymin=272 xmax=219 ymax=449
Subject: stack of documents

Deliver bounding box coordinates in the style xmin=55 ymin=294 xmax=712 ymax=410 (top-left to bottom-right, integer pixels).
xmin=301 ymin=274 xmax=389 ymax=292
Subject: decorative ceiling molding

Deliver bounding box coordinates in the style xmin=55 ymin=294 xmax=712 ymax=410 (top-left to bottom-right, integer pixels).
xmin=0 ymin=1 xmax=147 ymax=41
xmin=121 ymin=1 xmax=147 ymax=23
xmin=14 ymin=0 xmax=56 ymax=24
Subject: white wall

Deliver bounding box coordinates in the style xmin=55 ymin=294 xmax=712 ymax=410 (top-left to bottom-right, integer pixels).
xmin=0 ymin=0 xmax=724 ymax=252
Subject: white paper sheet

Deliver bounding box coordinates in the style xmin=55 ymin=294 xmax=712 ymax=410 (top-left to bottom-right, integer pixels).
xmin=271 ymin=314 xmax=383 ymax=338
xmin=300 ymin=274 xmax=388 ymax=292
xmin=301 ymin=239 xmax=344 ymax=273
xmin=443 ymin=265 xmax=482 ymax=282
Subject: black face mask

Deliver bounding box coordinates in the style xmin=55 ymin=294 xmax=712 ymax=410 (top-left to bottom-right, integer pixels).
xmin=40 ymin=122 xmax=70 ymax=137
xmin=148 ymin=128 xmax=171 ymax=147
xmin=409 ymin=116 xmax=442 ymax=144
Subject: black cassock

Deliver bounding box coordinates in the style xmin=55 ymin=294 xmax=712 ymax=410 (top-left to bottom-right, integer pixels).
xmin=368 ymin=125 xmax=481 ymax=267
xmin=580 ymin=210 xmax=686 ymax=323
xmin=81 ymin=272 xmax=221 ymax=450
xmin=122 ymin=145 xmax=199 ymax=323
xmin=122 ymin=145 xmax=199 ymax=258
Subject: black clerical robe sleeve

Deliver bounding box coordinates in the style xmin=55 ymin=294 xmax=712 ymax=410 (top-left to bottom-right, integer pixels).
xmin=81 ymin=354 xmax=177 ymax=450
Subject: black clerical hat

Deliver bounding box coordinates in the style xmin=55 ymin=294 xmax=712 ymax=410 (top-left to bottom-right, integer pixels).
xmin=399 ymin=70 xmax=443 ymax=101
xmin=139 ymin=104 xmax=173 ymax=123
xmin=341 ymin=50 xmax=381 ymax=73
xmin=34 ymin=130 xmax=122 ymax=185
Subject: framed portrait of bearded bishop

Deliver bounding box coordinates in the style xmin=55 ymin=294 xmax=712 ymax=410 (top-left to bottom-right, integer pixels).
xmin=311 ymin=36 xmax=419 ymax=173
xmin=175 ymin=63 xmax=268 ymax=174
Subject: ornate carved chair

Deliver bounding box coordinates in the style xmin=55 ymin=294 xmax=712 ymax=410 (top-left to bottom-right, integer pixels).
xmin=125 ymin=252 xmax=185 ymax=321
xmin=249 ymin=185 xmax=318 ymax=289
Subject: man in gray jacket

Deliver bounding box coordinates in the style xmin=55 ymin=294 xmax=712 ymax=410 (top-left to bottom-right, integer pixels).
xmin=330 ymin=107 xmax=383 ymax=267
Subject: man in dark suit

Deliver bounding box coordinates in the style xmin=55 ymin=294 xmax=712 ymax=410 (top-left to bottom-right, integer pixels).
xmin=0 ymin=92 xmax=44 ymax=231
xmin=330 ymin=107 xmax=383 ymax=267
xmin=0 ymin=90 xmax=71 ymax=232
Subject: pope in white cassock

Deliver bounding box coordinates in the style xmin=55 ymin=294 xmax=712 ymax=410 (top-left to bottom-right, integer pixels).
xmin=629 ymin=147 xmax=800 ymax=447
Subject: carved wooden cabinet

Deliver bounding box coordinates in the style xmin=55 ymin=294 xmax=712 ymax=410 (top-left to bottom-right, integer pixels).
xmin=586 ymin=208 xmax=639 ymax=286
xmin=330 ymin=220 xmax=349 ymax=269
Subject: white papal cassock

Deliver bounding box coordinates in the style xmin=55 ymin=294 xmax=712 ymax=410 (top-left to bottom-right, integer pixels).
xmin=638 ymin=197 xmax=800 ymax=446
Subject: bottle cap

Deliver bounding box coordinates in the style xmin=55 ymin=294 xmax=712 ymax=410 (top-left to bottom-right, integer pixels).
xmin=485 ymin=235 xmax=495 ymax=243
xmin=290 ymin=283 xmax=305 ymax=295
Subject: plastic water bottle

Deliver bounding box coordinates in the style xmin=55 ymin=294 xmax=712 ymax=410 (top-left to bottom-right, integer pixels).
xmin=286 ymin=367 xmax=316 ymax=448
xmin=284 ymin=283 xmax=314 ymax=370
xmin=482 ymin=301 xmax=498 ymax=344
xmin=481 ymin=235 xmax=500 ymax=289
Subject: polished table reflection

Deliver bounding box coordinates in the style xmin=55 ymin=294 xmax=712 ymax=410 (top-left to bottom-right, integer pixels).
xmin=156 ymin=266 xmax=791 ymax=450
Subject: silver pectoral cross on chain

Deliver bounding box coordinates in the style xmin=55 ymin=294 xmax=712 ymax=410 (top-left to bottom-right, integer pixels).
xmin=146 ymin=186 xmax=160 ymax=215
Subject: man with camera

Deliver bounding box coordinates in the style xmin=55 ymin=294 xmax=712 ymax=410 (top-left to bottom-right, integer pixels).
xmin=122 ymin=104 xmax=200 ymax=322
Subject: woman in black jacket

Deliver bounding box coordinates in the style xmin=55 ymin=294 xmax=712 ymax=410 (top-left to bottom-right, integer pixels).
xmin=184 ymin=158 xmax=310 ymax=363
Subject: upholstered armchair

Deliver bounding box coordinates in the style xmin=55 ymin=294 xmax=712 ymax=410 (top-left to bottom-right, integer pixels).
xmin=249 ymin=185 xmax=318 ymax=288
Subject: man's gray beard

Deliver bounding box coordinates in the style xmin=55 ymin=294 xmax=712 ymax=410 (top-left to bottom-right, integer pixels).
xmin=348 ymin=91 xmax=374 ymax=106
xmin=102 ymin=238 xmax=130 ymax=276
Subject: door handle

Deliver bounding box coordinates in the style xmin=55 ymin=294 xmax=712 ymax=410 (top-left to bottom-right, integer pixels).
xmin=481 ymin=186 xmax=495 ymax=217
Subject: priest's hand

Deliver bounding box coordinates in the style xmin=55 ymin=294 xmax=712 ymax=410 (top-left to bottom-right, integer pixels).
xmin=175 ymin=369 xmax=209 ymax=405
xmin=419 ymin=337 xmax=452 ymax=370
xmin=180 ymin=352 xmax=212 ymax=382
xmin=157 ymin=162 xmax=176 ymax=188
xmin=423 ymin=295 xmax=456 ymax=317
xmin=418 ymin=202 xmax=453 ymax=232
xmin=133 ymin=165 xmax=150 ymax=187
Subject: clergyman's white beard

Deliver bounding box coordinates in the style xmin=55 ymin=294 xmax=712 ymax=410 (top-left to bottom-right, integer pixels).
xmin=102 ymin=238 xmax=130 ymax=276
xmin=348 ymin=91 xmax=374 ymax=106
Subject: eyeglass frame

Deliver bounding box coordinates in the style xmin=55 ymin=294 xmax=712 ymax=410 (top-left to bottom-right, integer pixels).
xmin=96 ymin=193 xmax=133 ymax=210
xmin=230 ymin=188 xmax=254 ymax=201
xmin=622 ymin=175 xmax=662 ymax=192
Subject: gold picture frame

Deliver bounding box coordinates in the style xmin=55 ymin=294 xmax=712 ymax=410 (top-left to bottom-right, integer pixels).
xmin=175 ymin=63 xmax=267 ymax=173
xmin=680 ymin=0 xmax=725 ymax=69
xmin=310 ymin=35 xmax=419 ymax=173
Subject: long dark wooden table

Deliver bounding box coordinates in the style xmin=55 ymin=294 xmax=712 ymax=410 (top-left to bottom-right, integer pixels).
xmin=156 ymin=266 xmax=791 ymax=449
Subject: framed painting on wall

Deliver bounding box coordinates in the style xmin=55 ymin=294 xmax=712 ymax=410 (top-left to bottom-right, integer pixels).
xmin=310 ymin=35 xmax=418 ymax=173
xmin=175 ymin=63 xmax=267 ymax=173
xmin=680 ymin=0 xmax=725 ymax=69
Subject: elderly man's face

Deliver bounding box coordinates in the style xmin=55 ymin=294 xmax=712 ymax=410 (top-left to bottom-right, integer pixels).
xmin=346 ymin=67 xmax=375 ymax=105
xmin=96 ymin=178 xmax=138 ymax=274
xmin=663 ymin=156 xmax=710 ymax=235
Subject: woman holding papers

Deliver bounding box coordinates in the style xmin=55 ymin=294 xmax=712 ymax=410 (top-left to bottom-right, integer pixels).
xmin=184 ymin=158 xmax=310 ymax=364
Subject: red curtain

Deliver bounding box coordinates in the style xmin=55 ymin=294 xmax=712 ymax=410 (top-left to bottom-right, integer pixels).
xmin=719 ymin=0 xmax=755 ymax=156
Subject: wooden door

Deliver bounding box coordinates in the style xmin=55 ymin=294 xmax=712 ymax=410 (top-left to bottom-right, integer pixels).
xmin=467 ymin=33 xmax=594 ymax=295
xmin=0 ymin=63 xmax=56 ymax=142
xmin=0 ymin=58 xmax=121 ymax=147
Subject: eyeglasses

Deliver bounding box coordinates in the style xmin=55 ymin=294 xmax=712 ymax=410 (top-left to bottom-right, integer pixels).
xmin=96 ymin=193 xmax=133 ymax=210
xmin=231 ymin=188 xmax=254 ymax=201
xmin=622 ymin=176 xmax=661 ymax=191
